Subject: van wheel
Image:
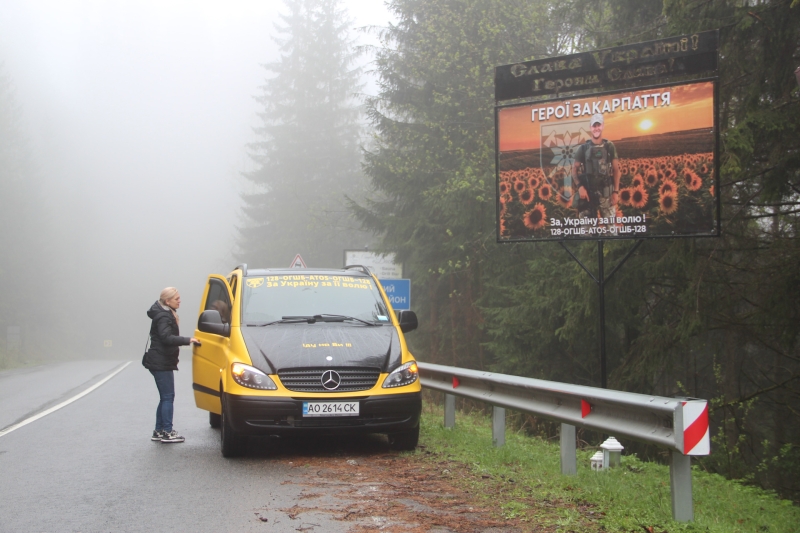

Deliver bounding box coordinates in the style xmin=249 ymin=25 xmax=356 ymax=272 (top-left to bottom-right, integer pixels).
xmin=209 ymin=412 xmax=221 ymax=428
xmin=221 ymin=394 xmax=246 ymax=457
xmin=388 ymin=426 xmax=419 ymax=451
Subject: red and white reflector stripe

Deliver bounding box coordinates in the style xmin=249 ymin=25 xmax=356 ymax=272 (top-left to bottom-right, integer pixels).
xmin=682 ymin=400 xmax=710 ymax=455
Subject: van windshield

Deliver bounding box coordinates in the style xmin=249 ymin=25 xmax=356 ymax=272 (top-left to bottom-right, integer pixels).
xmin=241 ymin=274 xmax=391 ymax=325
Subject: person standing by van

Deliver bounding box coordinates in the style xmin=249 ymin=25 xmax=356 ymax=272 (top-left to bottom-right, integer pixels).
xmin=142 ymin=287 xmax=199 ymax=443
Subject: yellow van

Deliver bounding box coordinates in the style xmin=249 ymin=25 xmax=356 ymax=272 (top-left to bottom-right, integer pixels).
xmin=192 ymin=264 xmax=421 ymax=457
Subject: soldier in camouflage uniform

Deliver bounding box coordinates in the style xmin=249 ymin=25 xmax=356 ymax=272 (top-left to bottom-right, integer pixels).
xmin=571 ymin=113 xmax=620 ymax=224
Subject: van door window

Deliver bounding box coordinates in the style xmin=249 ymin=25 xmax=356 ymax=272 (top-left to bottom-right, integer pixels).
xmin=204 ymin=279 xmax=232 ymax=324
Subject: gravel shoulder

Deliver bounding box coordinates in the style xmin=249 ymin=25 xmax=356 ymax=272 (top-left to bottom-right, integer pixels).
xmin=255 ymin=435 xmax=567 ymax=533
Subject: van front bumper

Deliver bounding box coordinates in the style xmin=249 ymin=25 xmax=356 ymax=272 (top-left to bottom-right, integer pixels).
xmin=224 ymin=391 xmax=421 ymax=436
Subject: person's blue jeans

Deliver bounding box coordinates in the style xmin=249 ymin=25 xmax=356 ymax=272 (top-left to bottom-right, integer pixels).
xmin=150 ymin=370 xmax=175 ymax=432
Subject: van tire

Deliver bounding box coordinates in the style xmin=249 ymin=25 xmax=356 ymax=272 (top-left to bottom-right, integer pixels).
xmin=388 ymin=426 xmax=419 ymax=451
xmin=221 ymin=395 xmax=246 ymax=457
xmin=209 ymin=412 xmax=221 ymax=428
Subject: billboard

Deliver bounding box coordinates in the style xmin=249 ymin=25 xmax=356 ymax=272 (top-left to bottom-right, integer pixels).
xmin=496 ymin=79 xmax=718 ymax=242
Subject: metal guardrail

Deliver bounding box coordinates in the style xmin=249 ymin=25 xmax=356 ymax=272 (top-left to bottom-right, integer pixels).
xmin=418 ymin=362 xmax=710 ymax=523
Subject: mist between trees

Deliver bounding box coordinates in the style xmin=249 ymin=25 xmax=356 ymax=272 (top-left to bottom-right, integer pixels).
xmin=1 ymin=0 xmax=799 ymax=503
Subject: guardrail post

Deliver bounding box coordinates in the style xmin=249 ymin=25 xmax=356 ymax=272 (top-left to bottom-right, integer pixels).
xmin=492 ymin=406 xmax=505 ymax=447
xmin=444 ymin=393 xmax=456 ymax=428
xmin=560 ymin=424 xmax=577 ymax=475
xmin=669 ymin=450 xmax=693 ymax=522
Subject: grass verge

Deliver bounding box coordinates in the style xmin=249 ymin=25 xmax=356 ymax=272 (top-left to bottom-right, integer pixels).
xmin=415 ymin=401 xmax=799 ymax=532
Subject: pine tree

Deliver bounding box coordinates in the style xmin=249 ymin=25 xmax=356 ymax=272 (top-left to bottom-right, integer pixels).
xmin=352 ymin=0 xmax=555 ymax=367
xmin=238 ymin=0 xmax=367 ymax=268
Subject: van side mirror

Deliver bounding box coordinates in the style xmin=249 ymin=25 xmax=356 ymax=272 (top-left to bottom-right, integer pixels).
xmin=198 ymin=310 xmax=231 ymax=337
xmin=397 ymin=310 xmax=418 ymax=333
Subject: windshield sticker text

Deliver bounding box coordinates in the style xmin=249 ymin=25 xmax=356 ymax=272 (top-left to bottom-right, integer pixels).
xmin=258 ymin=275 xmax=374 ymax=290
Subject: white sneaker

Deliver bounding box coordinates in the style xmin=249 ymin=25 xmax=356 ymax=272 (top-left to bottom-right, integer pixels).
xmin=160 ymin=430 xmax=185 ymax=443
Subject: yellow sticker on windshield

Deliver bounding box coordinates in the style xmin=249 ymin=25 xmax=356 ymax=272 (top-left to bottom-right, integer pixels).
xmin=246 ymin=278 xmax=264 ymax=288
xmin=259 ymin=275 xmax=373 ymax=289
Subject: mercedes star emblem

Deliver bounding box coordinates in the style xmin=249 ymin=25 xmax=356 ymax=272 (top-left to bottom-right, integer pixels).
xmin=321 ymin=370 xmax=342 ymax=390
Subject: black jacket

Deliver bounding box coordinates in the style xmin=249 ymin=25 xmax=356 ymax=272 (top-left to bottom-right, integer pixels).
xmin=142 ymin=301 xmax=191 ymax=371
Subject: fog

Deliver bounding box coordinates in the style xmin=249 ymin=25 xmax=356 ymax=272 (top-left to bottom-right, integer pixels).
xmin=0 ymin=0 xmax=392 ymax=361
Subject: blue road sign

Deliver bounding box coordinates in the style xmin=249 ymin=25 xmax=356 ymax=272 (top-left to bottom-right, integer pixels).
xmin=379 ymin=279 xmax=411 ymax=311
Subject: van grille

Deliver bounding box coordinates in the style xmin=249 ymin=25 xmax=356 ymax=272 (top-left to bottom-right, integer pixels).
xmin=278 ymin=367 xmax=380 ymax=392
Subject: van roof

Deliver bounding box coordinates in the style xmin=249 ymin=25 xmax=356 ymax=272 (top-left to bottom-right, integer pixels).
xmin=236 ymin=265 xmax=373 ymax=277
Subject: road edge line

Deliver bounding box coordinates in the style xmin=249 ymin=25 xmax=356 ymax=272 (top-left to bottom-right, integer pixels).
xmin=0 ymin=361 xmax=132 ymax=438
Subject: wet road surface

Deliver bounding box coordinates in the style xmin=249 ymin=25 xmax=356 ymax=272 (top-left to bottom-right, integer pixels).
xmin=0 ymin=359 xmax=531 ymax=533
xmin=0 ymin=358 xmax=390 ymax=532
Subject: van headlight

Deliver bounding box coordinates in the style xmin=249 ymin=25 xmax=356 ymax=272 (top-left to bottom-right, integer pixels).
xmin=231 ymin=363 xmax=278 ymax=390
xmin=382 ymin=361 xmax=418 ymax=388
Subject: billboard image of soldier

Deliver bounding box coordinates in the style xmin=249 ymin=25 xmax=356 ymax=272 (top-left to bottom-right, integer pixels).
xmin=572 ymin=113 xmax=620 ymax=227
xmin=496 ymin=80 xmax=717 ymax=242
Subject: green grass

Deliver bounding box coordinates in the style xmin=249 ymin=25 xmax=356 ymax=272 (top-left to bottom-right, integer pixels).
xmin=415 ymin=401 xmax=799 ymax=532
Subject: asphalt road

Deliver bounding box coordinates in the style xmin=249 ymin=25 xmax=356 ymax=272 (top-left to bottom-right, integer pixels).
xmin=0 ymin=357 xmax=399 ymax=533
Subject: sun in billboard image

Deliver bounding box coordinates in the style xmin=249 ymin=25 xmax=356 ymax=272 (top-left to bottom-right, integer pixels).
xmin=496 ymin=81 xmax=717 ymax=242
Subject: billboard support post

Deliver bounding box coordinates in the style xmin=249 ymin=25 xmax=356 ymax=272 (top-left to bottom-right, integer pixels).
xmin=598 ymin=240 xmax=606 ymax=389
xmin=559 ymin=239 xmax=644 ymax=388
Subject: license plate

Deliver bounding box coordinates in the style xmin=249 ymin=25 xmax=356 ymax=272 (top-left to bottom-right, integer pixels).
xmin=302 ymin=401 xmax=359 ymax=417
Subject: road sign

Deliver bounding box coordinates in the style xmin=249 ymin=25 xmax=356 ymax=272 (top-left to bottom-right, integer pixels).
xmin=379 ymin=279 xmax=411 ymax=311
xmin=290 ymin=254 xmax=307 ymax=268
xmin=344 ymin=250 xmax=403 ymax=279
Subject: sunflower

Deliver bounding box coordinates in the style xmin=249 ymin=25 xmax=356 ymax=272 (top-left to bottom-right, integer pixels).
xmin=659 ymin=193 xmax=678 ymax=215
xmin=645 ymin=171 xmax=659 ymax=188
xmin=709 ymin=185 xmax=715 ymax=197
xmin=659 ymin=180 xmax=678 ymax=197
xmin=630 ymin=186 xmax=649 ymax=209
xmin=523 ymin=203 xmax=547 ymax=230
xmin=514 ymin=180 xmax=527 ymax=193
xmin=682 ymin=169 xmax=697 ymax=189
xmin=539 ymin=184 xmax=552 ymax=201
xmin=632 ymin=175 xmax=644 ymax=189
xmin=499 ymin=182 xmax=510 ymax=195
xmin=618 ymin=188 xmax=632 ymax=206
xmin=519 ymin=189 xmax=535 ymax=205
xmin=688 ymin=175 xmax=703 ymax=192
xmin=663 ymin=168 xmax=676 ymax=181
xmin=499 ymin=193 xmax=511 ymax=205
xmin=528 ymin=176 xmax=540 ymax=189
